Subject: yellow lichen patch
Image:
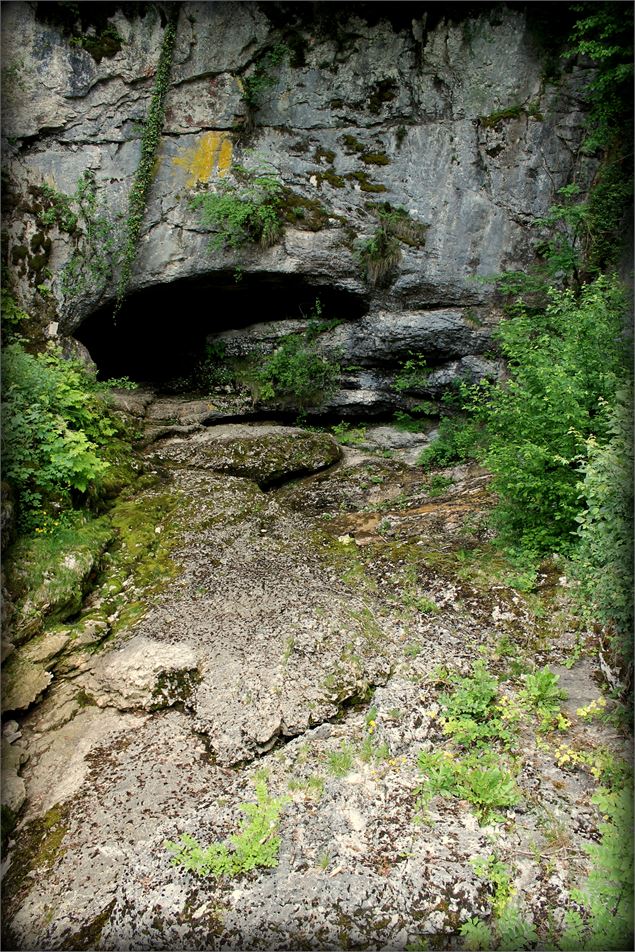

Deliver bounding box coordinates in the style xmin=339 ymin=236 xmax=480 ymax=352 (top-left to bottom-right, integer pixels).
xmin=173 ymin=131 xmax=233 ymax=187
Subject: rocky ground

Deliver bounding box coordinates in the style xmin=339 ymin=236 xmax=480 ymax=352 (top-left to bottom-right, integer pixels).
xmin=1 ymin=393 xmax=631 ymax=951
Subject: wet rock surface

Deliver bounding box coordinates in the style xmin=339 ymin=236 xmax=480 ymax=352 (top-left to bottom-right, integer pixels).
xmin=1 ymin=420 xmax=630 ymax=950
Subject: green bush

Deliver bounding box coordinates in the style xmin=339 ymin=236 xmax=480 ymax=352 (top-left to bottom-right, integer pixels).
xmin=191 ymin=164 xmax=284 ymax=251
xmin=563 ymin=786 xmax=634 ymax=951
xmin=468 ymin=275 xmax=627 ymax=553
xmin=1 ymin=343 xmax=117 ymax=529
xmin=418 ymin=414 xmax=486 ymax=470
xmin=573 ymin=387 xmax=634 ymax=662
xmin=256 ymin=330 xmax=340 ymax=409
xmin=393 ymin=353 xmax=430 ymax=393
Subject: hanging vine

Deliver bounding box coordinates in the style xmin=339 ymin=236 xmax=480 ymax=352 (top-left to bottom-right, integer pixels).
xmin=114 ymin=4 xmax=178 ymax=316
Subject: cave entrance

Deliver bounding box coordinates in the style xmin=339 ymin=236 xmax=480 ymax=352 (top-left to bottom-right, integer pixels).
xmin=76 ymin=272 xmax=368 ymax=389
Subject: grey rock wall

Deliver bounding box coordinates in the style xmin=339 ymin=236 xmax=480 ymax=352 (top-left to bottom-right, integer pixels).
xmin=1 ymin=1 xmax=595 ymax=402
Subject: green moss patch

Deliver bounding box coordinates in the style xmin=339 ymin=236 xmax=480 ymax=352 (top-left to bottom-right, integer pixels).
xmin=4 ymin=517 xmax=115 ymax=645
xmin=280 ymin=190 xmax=329 ymax=231
xmin=361 ymin=152 xmax=391 ymax=166
xmin=2 ymin=802 xmax=71 ymax=922
xmin=195 ymin=433 xmax=342 ymax=489
xmin=346 ymin=172 xmax=387 ymax=193
xmin=315 ymin=170 xmax=346 ymax=189
xmin=479 ymin=102 xmax=543 ymax=128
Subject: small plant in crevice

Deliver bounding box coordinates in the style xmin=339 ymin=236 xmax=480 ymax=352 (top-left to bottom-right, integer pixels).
xmin=327 ymin=741 xmax=355 ymax=778
xmin=367 ymin=202 xmax=428 ymax=247
xmin=424 ymin=474 xmax=454 ymax=497
xmin=59 ymin=170 xmax=121 ymax=302
xmin=470 ymin=854 xmax=516 ymax=917
xmin=416 ymin=749 xmax=520 ymax=826
xmin=392 ymin=403 xmax=436 ymax=433
xmin=331 ymin=421 xmax=367 ymax=446
xmin=393 ymin=353 xmax=430 ymax=393
xmin=191 ymin=163 xmax=284 ymax=251
xmin=519 ymin=665 xmax=568 ymax=731
xmin=238 ymin=42 xmax=291 ymax=132
xmin=165 ymin=776 xmax=289 ymax=878
xmin=357 ymin=226 xmax=401 ymax=287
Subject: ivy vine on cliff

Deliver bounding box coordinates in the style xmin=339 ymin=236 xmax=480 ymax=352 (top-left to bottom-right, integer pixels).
xmin=114 ymin=4 xmax=178 ymax=316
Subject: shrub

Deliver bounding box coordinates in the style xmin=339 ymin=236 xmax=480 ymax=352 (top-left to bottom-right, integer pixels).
xmin=418 ymin=414 xmax=487 ymax=470
xmin=256 ymin=332 xmax=339 ymax=408
xmin=468 ymin=275 xmax=628 ymax=553
xmin=393 ymin=353 xmax=430 ymax=393
xmin=562 ymin=786 xmax=634 ymax=950
xmin=368 ymin=202 xmax=428 ymax=247
xmin=191 ymin=163 xmax=284 ymax=251
xmin=1 ymin=343 xmax=116 ymax=529
xmin=573 ymin=387 xmax=634 ymax=670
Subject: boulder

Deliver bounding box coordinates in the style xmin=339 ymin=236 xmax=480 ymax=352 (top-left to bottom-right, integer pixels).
xmin=76 ymin=636 xmax=200 ymax=711
xmin=150 ymin=425 xmax=342 ymax=488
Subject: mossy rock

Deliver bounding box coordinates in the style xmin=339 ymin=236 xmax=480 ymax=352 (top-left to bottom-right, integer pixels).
xmin=4 ymin=519 xmax=115 ymax=645
xmin=1 ymin=650 xmax=53 ymax=712
xmin=156 ymin=427 xmax=342 ymax=489
xmin=200 ymin=431 xmax=341 ymax=488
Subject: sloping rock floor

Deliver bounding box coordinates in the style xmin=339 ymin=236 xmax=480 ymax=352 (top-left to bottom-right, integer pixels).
xmin=1 ymin=394 xmax=630 ymax=950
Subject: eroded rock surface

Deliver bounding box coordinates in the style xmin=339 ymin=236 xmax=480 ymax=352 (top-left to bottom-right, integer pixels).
xmin=2 ymin=422 xmax=630 ymax=950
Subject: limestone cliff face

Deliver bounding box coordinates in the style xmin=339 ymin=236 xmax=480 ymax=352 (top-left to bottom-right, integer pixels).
xmin=1 ymin=1 xmax=594 ymax=402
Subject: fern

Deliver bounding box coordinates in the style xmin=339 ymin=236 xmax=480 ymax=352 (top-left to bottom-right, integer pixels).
xmin=165 ymin=778 xmax=289 ymax=879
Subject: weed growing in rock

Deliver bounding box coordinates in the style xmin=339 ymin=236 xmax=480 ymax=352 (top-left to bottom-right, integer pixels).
xmin=357 ymin=226 xmax=401 ymax=287
xmin=393 ymin=404 xmax=435 ymax=432
xmin=239 ymin=43 xmax=291 ymax=127
xmin=437 ymin=661 xmax=518 ymax=749
xmin=425 ymin=474 xmax=454 ymax=497
xmin=393 ymin=353 xmax=430 ymax=393
xmin=460 ymin=908 xmax=538 ymax=951
xmin=332 ymin=421 xmax=367 ymax=445
xmin=519 ymin=665 xmax=568 ymax=731
xmin=358 ymin=735 xmax=390 ymax=764
xmin=327 ymin=741 xmax=354 ymax=777
xmin=367 ymin=202 xmax=428 ymax=247
xmin=470 ymin=854 xmax=516 ymax=917
xmin=416 ymin=749 xmax=520 ymax=825
xmin=191 ymin=163 xmax=284 ymax=250
xmin=287 ymin=775 xmax=324 ymax=799
xmin=165 ymin=777 xmax=289 ymax=878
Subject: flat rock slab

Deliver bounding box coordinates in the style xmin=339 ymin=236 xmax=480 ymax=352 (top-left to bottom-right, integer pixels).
xmin=150 ymin=425 xmax=342 ymax=487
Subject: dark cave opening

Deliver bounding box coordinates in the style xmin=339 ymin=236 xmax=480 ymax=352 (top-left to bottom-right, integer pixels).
xmin=75 ymin=272 xmax=369 ymax=387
